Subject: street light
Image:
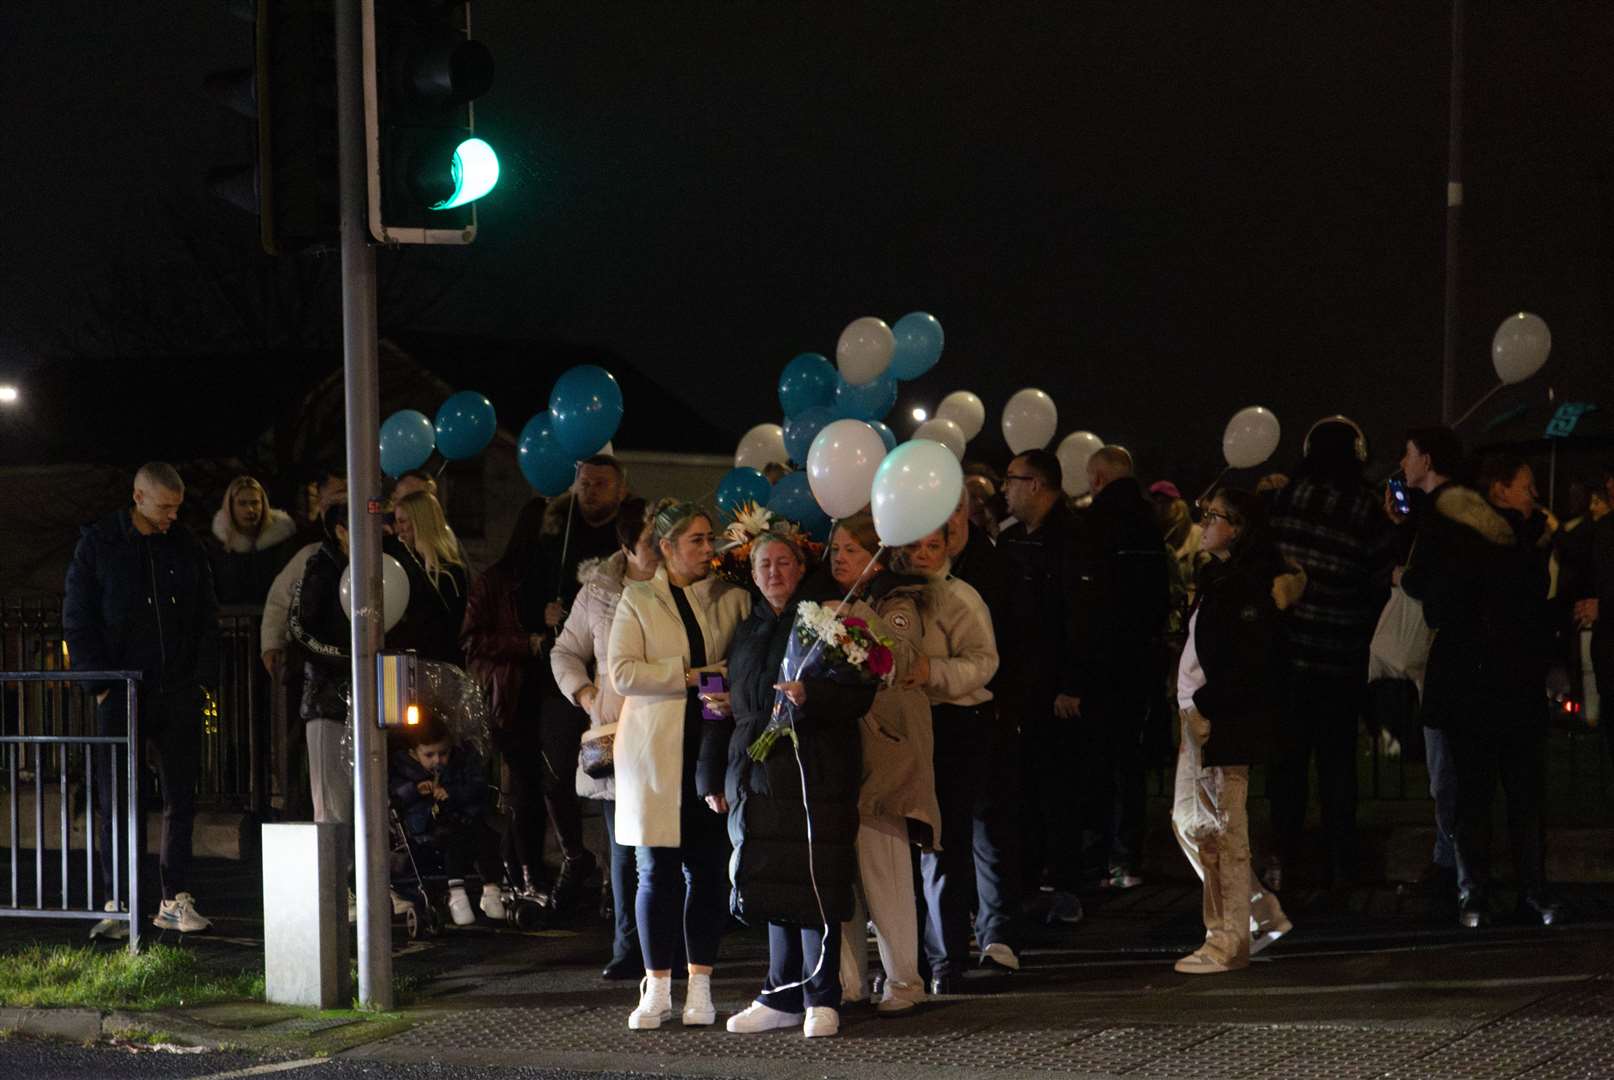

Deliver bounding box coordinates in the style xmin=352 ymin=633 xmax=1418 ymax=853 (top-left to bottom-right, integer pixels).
xmin=911 ymin=406 xmax=928 ymax=422
xmin=0 ymin=385 xmax=19 ymax=404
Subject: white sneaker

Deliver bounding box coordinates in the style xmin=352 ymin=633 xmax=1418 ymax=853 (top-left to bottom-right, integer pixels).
xmin=446 ymin=883 xmax=476 ymax=926
xmin=1250 ymin=914 xmax=1294 ymax=957
xmin=980 ymin=941 xmax=1020 ymax=972
xmin=628 ymin=975 xmax=674 ymax=1030
xmin=90 ymin=900 xmax=128 ymax=941
xmin=682 ymin=971 xmax=716 ymax=1025
xmin=876 ymin=979 xmax=927 ymax=1017
xmin=803 ymin=1006 xmax=839 ymax=1038
xmin=153 ymin=892 xmax=212 ymax=933
xmin=725 ymin=1001 xmax=803 ymax=1033
xmin=480 ymin=884 xmax=507 ymax=922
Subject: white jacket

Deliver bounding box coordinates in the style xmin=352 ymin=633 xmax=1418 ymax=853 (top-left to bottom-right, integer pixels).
xmin=260 ymin=541 xmax=320 ymax=656
xmin=607 ymin=566 xmax=751 ymax=848
xmin=551 ymin=552 xmax=639 ymax=802
xmin=913 ymin=565 xmax=998 ymax=707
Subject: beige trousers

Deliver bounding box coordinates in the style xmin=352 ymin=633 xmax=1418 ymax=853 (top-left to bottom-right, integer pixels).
xmin=1170 ymin=708 xmax=1286 ymax=964
xmin=839 ymin=814 xmax=924 ymax=998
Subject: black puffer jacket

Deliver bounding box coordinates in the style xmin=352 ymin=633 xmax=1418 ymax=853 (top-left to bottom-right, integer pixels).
xmin=1189 ymin=552 xmax=1306 ymax=767
xmin=63 ymin=510 xmax=220 ymax=696
xmin=290 ymin=541 xmax=352 ymax=721
xmin=1069 ymin=476 xmax=1173 ymax=699
xmin=711 ymin=582 xmax=877 ymax=927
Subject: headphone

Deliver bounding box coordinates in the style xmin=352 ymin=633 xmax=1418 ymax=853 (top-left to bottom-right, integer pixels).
xmin=1302 ymin=414 xmax=1368 ymax=463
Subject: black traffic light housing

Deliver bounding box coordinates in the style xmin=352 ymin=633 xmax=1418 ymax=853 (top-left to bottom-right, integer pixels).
xmin=206 ymin=0 xmax=340 ymax=254
xmin=364 ymin=0 xmax=496 ymax=245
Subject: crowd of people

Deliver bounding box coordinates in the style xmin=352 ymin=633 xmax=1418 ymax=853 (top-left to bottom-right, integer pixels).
xmin=58 ymin=415 xmax=1614 ymax=1035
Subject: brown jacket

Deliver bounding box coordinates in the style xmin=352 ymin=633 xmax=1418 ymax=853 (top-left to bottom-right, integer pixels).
xmin=855 ymin=579 xmax=943 ymax=849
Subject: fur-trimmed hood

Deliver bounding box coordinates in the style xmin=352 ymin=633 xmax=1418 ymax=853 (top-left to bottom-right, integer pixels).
xmin=1434 ymin=485 xmax=1515 ymax=547
xmin=212 ymin=506 xmax=296 ymax=554
xmin=577 ymin=550 xmax=630 ymax=601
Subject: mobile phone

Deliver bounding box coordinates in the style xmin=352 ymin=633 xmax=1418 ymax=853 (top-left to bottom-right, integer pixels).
xmin=1387 ymin=477 xmax=1411 ymax=517
xmin=698 ymin=672 xmax=727 ymax=720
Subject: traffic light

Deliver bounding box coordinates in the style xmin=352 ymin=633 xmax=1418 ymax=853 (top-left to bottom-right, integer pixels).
xmin=364 ymin=1 xmax=498 ymax=245
xmin=206 ymin=0 xmax=340 ymax=254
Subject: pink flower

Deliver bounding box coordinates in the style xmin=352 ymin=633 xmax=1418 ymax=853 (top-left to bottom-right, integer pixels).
xmin=867 ymin=644 xmax=894 ymax=677
xmin=842 ymin=616 xmax=868 ymax=630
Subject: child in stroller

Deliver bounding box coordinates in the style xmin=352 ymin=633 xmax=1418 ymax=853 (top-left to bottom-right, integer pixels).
xmin=389 ymin=710 xmax=507 ymax=926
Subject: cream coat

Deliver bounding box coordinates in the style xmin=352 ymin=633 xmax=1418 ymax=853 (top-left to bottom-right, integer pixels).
xmin=915 ymin=567 xmax=998 ymax=706
xmin=608 ymin=566 xmax=751 ymax=848
xmin=855 ymin=583 xmax=942 ymax=847
xmin=551 ymin=552 xmax=641 ymax=802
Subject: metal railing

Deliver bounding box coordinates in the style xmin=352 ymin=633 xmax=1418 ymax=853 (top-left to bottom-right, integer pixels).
xmin=1 ymin=670 xmax=141 ymax=952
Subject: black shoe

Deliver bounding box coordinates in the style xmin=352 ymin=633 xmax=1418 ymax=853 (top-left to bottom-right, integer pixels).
xmin=601 ymin=956 xmax=643 ymax=981
xmin=1517 ymin=892 xmax=1562 ymax=927
xmin=550 ymin=851 xmax=599 ymax=911
xmin=1398 ymin=861 xmax=1456 ymax=898
xmin=928 ymin=974 xmax=961 ymax=996
xmin=1457 ymin=892 xmax=1489 ymax=929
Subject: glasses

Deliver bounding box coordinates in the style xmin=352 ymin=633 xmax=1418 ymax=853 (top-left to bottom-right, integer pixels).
xmin=1202 ymin=509 xmax=1236 ymax=526
xmin=1002 ymin=474 xmax=1037 ymax=486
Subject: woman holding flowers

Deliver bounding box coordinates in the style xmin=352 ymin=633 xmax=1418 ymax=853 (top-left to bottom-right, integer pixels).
xmin=712 ymin=532 xmax=884 ymax=1039
xmin=827 ymin=512 xmax=938 ymax=1016
xmin=891 ymin=521 xmax=999 ymax=996
xmin=609 ymin=501 xmax=751 ymax=1031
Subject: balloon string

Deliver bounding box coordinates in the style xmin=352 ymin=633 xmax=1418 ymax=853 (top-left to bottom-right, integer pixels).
xmin=1195 ymin=465 xmax=1231 ymax=509
xmin=556 ymin=464 xmax=579 ymax=600
xmin=1452 ymin=381 xmax=1505 ymax=429
xmin=758 ymin=545 xmax=886 ymax=1000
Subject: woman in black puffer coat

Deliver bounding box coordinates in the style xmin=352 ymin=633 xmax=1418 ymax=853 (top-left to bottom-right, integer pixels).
xmin=700 ymin=533 xmax=876 ymax=1038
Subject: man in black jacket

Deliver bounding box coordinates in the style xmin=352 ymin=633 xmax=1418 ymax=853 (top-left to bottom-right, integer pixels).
xmin=1071 ymin=447 xmax=1172 ymax=890
xmin=64 ymin=463 xmax=220 ymax=937
xmin=1573 ymin=468 xmax=1614 ymax=769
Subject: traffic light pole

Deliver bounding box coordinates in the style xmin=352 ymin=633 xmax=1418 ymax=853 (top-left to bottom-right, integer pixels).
xmin=335 ymin=0 xmax=394 ymax=1010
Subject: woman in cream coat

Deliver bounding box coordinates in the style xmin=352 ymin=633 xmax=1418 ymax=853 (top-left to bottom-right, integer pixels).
xmin=608 ymin=500 xmax=750 ymax=1032
xmin=893 ymin=523 xmax=999 ymax=996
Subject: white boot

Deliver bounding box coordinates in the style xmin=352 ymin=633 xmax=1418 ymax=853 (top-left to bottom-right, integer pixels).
xmin=480 ymin=883 xmax=507 ymax=921
xmin=628 ymin=974 xmax=674 ymax=1030
xmin=682 ymin=971 xmax=716 ymax=1026
xmin=446 ymin=881 xmax=476 ymax=926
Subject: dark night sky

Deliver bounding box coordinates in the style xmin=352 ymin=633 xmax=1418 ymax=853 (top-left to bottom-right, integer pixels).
xmin=3 ymin=2 xmax=1611 ymax=484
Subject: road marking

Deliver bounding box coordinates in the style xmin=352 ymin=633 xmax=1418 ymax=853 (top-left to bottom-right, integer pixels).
xmin=190 ymin=1058 xmax=329 ymax=1080
xmin=1191 ymin=973 xmax=1593 ymax=996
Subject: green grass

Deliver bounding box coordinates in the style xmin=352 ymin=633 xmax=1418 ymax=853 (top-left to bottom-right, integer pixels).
xmin=0 ymin=944 xmax=264 ymax=1010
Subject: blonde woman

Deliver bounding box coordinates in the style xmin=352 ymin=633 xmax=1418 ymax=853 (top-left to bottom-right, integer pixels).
xmin=393 ymin=491 xmax=469 ymax=664
xmin=608 ymin=500 xmax=751 ymax=1031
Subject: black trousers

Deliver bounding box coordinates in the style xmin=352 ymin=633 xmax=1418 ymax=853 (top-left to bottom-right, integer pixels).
xmin=1447 ymin=714 xmax=1547 ymax=899
xmin=1074 ymin=681 xmax=1151 ymax=880
xmin=971 ymin=714 xmax=1022 ymax=951
xmin=921 ymin=702 xmax=986 ymax=978
xmin=1268 ymin=669 xmax=1363 ymax=882
xmin=1020 ymin=698 xmax=1082 ymax=894
xmin=95 ymin=685 xmax=203 ymax=908
xmin=601 ymin=798 xmax=642 ymax=967
xmin=500 ymin=691 xmax=587 ymax=878
xmin=416 ymin=815 xmax=503 ymax=883
xmin=760 ymin=921 xmax=842 ymax=1010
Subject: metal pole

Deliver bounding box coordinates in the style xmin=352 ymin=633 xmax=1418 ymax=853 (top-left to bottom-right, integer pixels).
xmin=335 ymin=0 xmax=393 ymax=1009
xmin=1440 ymin=0 xmax=1466 ymax=424
xmin=125 ymin=682 xmax=139 ymax=954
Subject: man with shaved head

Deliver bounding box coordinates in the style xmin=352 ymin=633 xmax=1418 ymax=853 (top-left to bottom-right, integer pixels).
xmin=65 ymin=462 xmax=221 ymax=938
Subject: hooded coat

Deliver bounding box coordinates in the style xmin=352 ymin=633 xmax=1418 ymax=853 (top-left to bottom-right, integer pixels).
xmin=1401 ymin=485 xmax=1554 ymax=730
xmin=208 ymin=502 xmax=298 ymax=606
xmin=551 ymin=551 xmax=638 ymax=801
xmin=717 ymin=579 xmax=879 ymax=927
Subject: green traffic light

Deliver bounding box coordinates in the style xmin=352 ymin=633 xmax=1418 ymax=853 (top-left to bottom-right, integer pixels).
xmin=429 ymin=137 xmax=499 ymax=210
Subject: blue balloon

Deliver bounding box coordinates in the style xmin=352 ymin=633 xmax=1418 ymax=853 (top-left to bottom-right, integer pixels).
xmin=777 ymin=352 xmax=838 ymax=418
xmin=517 ymin=413 xmax=576 ymax=496
xmin=767 ymin=470 xmax=830 ymax=540
xmin=782 ymin=405 xmax=833 ymax=465
xmin=889 ymin=312 xmax=945 ymax=380
xmin=380 ymin=409 xmax=435 ymax=479
xmin=868 ymin=420 xmax=897 ymax=452
xmin=549 ymin=365 xmax=624 ymax=458
xmin=716 ymin=467 xmax=772 ymax=520
xmin=832 ymin=373 xmax=898 ymax=422
xmin=434 ymin=391 xmax=497 ymax=461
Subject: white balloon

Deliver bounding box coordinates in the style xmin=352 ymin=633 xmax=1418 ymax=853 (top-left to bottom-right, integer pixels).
xmin=836 ymin=316 xmax=895 ymax=386
xmin=338 ymin=554 xmax=412 ymax=633
xmin=1222 ymin=406 xmax=1281 ymax=469
xmin=1001 ymin=388 xmax=1058 ymax=454
xmin=1492 ymin=312 xmax=1552 ymax=385
xmin=806 ymin=419 xmax=888 ymax=519
xmin=1056 ymin=431 xmax=1105 ymax=497
xmin=935 ymin=391 xmax=985 ymax=441
xmin=734 ymin=423 xmax=787 ymax=470
xmin=912 ymin=417 xmax=966 ymax=460
xmin=871 ymin=439 xmax=965 ymax=547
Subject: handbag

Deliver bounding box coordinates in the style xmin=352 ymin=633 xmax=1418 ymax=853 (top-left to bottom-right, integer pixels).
xmin=578 ymin=723 xmax=617 ymax=779
xmin=1368 ymin=585 xmax=1434 ymax=689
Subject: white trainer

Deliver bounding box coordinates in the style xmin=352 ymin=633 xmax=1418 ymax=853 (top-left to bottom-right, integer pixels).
xmin=682 ymin=972 xmax=716 ymax=1025
xmin=446 ymin=883 xmax=476 ymax=926
xmin=726 ymin=1001 xmax=804 ymax=1033
xmin=152 ymin=892 xmax=212 ymax=933
xmin=479 ymin=884 xmax=507 ymax=922
xmin=90 ymin=900 xmax=128 ymax=941
xmin=628 ymin=975 xmax=674 ymax=1030
xmin=803 ymin=1006 xmax=839 ymax=1038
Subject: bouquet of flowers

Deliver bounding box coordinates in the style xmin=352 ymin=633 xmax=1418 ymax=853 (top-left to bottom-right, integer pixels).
xmin=747 ymin=600 xmax=896 ymax=761
xmin=711 ymin=501 xmax=825 ymax=586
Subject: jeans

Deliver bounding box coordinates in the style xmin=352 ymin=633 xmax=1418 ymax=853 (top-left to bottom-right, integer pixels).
xmin=1423 ymin=726 xmax=1458 ymax=869
xmin=760 ymin=922 xmax=842 ymax=1011
xmin=95 ymin=686 xmax=202 ymax=907
xmin=601 ymin=798 xmax=641 ymax=967
xmin=972 ymin=717 xmax=1022 ymax=951
xmin=634 ymin=799 xmax=729 ymax=970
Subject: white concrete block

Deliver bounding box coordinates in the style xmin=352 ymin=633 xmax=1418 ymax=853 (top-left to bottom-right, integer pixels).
xmin=262 ymin=823 xmax=351 ymax=1008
